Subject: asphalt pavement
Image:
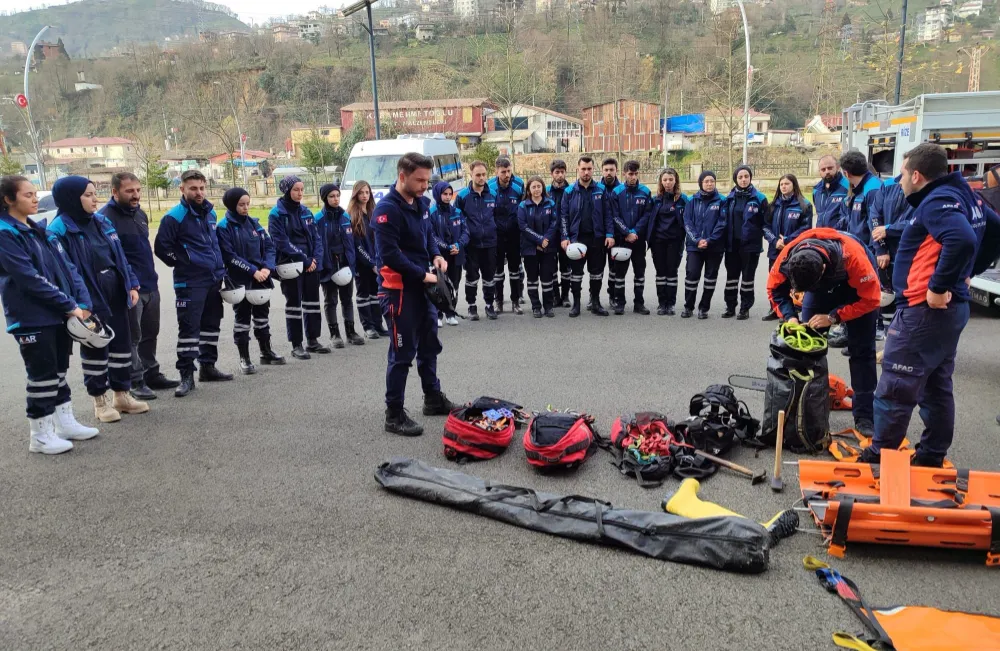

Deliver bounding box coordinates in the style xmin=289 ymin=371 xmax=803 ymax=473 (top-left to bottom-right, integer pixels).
xmin=2 ymin=256 xmax=999 ymax=650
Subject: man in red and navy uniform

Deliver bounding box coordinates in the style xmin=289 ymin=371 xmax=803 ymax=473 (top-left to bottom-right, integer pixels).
xmin=865 ymin=144 xmax=1000 ymax=466
xmin=374 ymin=152 xmax=458 ymax=437
xmin=766 ymin=227 xmax=881 ymax=436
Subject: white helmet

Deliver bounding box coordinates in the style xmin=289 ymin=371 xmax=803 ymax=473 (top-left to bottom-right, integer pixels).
xmin=66 ymin=314 xmax=115 ymax=349
xmin=880 ymin=289 xmax=895 ymax=308
xmin=245 ymin=287 xmax=272 ymax=305
xmin=276 ymin=260 xmax=303 ymax=280
xmin=566 ymin=242 xmax=588 ymax=260
xmin=332 ymin=266 xmax=354 ymax=287
xmin=220 ymin=276 xmax=246 ymax=305
xmin=610 ymin=246 xmax=632 ymax=262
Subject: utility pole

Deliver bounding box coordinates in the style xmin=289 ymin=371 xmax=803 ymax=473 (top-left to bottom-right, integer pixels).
xmin=894 ymin=0 xmax=907 ymax=104
xmin=735 ymin=0 xmax=751 ymax=165
xmin=959 ymin=44 xmax=991 ymax=92
xmin=25 ymin=26 xmax=50 ymax=189
xmin=662 ymin=70 xmax=673 ymax=168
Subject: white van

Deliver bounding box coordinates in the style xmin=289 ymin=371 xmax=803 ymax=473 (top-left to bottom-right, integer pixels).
xmin=341 ymin=134 xmax=466 ymax=203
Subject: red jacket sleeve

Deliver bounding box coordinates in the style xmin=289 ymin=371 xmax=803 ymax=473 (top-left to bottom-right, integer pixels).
xmin=834 ymin=238 xmax=881 ymax=322
xmin=766 ymin=241 xmax=797 ymax=320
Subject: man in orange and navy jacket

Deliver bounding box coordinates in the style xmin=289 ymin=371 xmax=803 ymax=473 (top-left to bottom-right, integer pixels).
xmin=863 ymin=144 xmax=1000 ymax=467
xmin=766 ymin=227 xmax=881 ymax=436
xmin=373 ymin=152 xmax=457 ymax=438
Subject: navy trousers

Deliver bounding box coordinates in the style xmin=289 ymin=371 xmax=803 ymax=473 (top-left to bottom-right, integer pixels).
xmin=174 ymin=281 xmax=223 ymax=373
xmin=380 ymin=288 xmax=443 ymax=410
xmin=464 ymin=245 xmax=496 ymax=308
xmin=523 ymin=253 xmax=556 ymax=311
xmin=801 ymin=283 xmax=878 ymax=424
xmin=723 ymin=250 xmax=760 ymax=312
xmin=684 ymin=250 xmax=723 ymax=312
xmin=494 ymin=228 xmax=523 ymax=304
xmin=233 ymin=300 xmax=271 ymax=344
xmin=555 ymin=248 xmax=571 ymax=298
xmin=650 ymin=238 xmax=683 ymax=308
xmin=15 ymin=325 xmax=72 ymax=419
xmin=81 ymin=270 xmax=133 ymax=395
xmin=354 ymin=265 xmax=381 ymax=331
xmin=281 ymin=271 xmax=322 ymax=344
xmin=873 ymin=302 xmax=970 ymax=459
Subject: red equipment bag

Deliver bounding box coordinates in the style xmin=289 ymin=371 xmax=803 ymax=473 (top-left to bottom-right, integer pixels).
xmin=607 ymin=412 xmax=684 ymax=488
xmin=523 ymin=412 xmax=596 ymax=470
xmin=443 ymin=397 xmax=521 ymax=462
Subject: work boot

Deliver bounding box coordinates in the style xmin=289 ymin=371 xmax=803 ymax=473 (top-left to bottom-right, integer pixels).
xmin=681 ymin=308 xmax=694 ymax=318
xmin=511 ymin=301 xmax=524 ymax=315
xmin=306 ymin=338 xmax=331 ymax=354
xmin=912 ymin=452 xmax=945 ymax=468
xmin=344 ymin=321 xmax=365 ymax=346
xmin=29 ymin=416 xmax=73 ymax=455
xmin=423 ymin=390 xmax=458 ymax=416
xmin=544 ymin=308 xmax=555 ymax=318
xmin=330 ymin=325 xmax=345 ymax=349
xmin=292 ymin=345 xmax=312 ymax=360
xmin=665 ymin=305 xmax=676 ymax=316
xmin=634 ymin=303 xmax=650 ymax=315
xmin=495 ymin=299 xmax=504 ymax=314
xmin=856 ymin=447 xmax=880 ymax=464
xmin=385 ymin=407 xmax=424 ymax=437
xmin=259 ymin=339 xmax=286 ymax=365
xmin=553 ymin=293 xmax=564 ymax=308
xmin=569 ymin=296 xmax=581 ymax=318
xmin=560 ymin=286 xmax=571 ymax=307
xmin=737 ymin=310 xmax=750 ymax=321
xmin=590 ymin=299 xmax=609 ymax=316
xmin=657 ymin=303 xmax=668 ymax=316
xmin=468 ymin=306 xmax=480 ymax=321
xmin=199 ymin=364 xmax=234 ymax=382
xmin=113 ymin=391 xmax=150 ymax=415
xmin=485 ymin=304 xmax=498 ymax=320
xmin=613 ymin=302 xmax=625 ymax=316
xmin=532 ymin=307 xmax=542 ymax=318
xmin=93 ymin=392 xmax=121 ymax=423
xmin=697 ymin=310 xmax=709 ymax=320
xmin=364 ymin=328 xmax=380 ymax=340
xmin=762 ymin=310 xmax=779 ymax=322
xmin=237 ymin=341 xmax=256 ymax=375
xmin=130 ymin=381 xmax=157 ymax=401
xmin=174 ymin=370 xmax=196 ymax=398
xmin=841 ymin=347 xmax=851 ymax=358
xmin=722 ymin=308 xmax=736 ymax=319
xmin=855 ymin=418 xmax=875 ymax=438
xmin=146 ymin=372 xmax=180 ymax=390
xmin=446 ymin=314 xmax=460 ymax=326
xmin=53 ymin=402 xmax=99 ymax=440
xmin=875 ymin=321 xmax=886 ymax=342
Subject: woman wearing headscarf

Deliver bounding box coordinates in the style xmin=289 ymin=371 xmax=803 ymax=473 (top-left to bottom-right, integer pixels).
xmin=348 ymin=180 xmax=388 ymax=339
xmin=316 ymin=183 xmax=364 ymax=347
xmin=721 ymin=164 xmax=768 ymax=320
xmin=429 ymin=180 xmax=467 ymax=327
xmin=681 ymin=170 xmax=726 ymax=319
xmin=47 ymin=175 xmax=150 ymax=422
xmin=216 ymin=187 xmax=283 ymax=374
xmin=268 ymin=175 xmax=328 ymax=359
xmin=1 ymin=175 xmax=97 ymax=454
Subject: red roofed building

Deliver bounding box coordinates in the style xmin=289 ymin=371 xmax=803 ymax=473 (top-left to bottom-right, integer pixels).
xmin=341 ymin=98 xmax=494 ymax=142
xmin=43 ymin=137 xmax=136 ymax=168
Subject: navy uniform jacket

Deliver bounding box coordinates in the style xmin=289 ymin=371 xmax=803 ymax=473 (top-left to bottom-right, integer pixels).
xmin=315 ymin=206 xmax=356 ymax=282
xmin=764 ymin=194 xmax=813 ymax=260
xmin=216 ymin=211 xmax=276 ymax=286
xmin=871 ymin=176 xmax=912 ymax=258
xmin=47 ymin=212 xmax=139 ymax=315
xmin=647 ymin=193 xmax=688 ymax=242
xmin=517 ymin=198 xmax=559 ymax=257
xmin=430 ymin=202 xmax=469 ymax=267
xmin=99 ymin=198 xmax=157 ymax=293
xmin=812 ymin=173 xmax=850 ymax=230
xmin=373 ymin=186 xmax=439 ymax=292
xmin=844 ymin=172 xmax=886 ymax=255
xmin=547 ymin=183 xmax=568 ymax=242
xmin=560 ymin=180 xmax=611 ymax=243
xmin=454 ymin=185 xmax=497 ymax=248
xmin=488 ymin=176 xmax=524 ymax=233
xmin=683 ymin=190 xmax=726 ymax=253
xmin=154 ymin=198 xmax=226 ymax=288
xmin=268 ymin=197 xmax=323 ymax=266
xmin=609 ymin=182 xmax=653 ymax=241
xmin=722 ymin=185 xmax=768 ymax=254
xmin=0 ymin=213 xmax=91 ymax=332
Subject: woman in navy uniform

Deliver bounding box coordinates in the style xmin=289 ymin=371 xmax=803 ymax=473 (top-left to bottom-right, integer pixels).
xmin=517 ymin=176 xmax=559 ymax=318
xmin=348 ymin=180 xmax=388 ymax=340
xmin=316 ymin=183 xmax=364 ymax=348
xmin=429 ymin=180 xmax=468 ymax=327
xmin=647 ymin=168 xmax=687 ymax=315
xmin=48 ymin=175 xmax=150 ymax=423
xmin=1 ymin=175 xmax=98 ymax=454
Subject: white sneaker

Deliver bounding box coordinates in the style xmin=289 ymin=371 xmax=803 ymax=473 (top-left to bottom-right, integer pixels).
xmin=446 ymin=315 xmax=459 ymax=326
xmin=28 ymin=416 xmax=74 ymax=455
xmin=54 ymin=402 xmax=100 ymax=440
xmin=437 ymin=315 xmax=444 ymax=328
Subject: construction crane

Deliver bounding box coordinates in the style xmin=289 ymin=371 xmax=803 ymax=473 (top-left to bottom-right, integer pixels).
xmin=958 ymin=43 xmax=992 ymax=93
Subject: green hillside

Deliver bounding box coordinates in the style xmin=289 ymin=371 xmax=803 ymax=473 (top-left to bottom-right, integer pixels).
xmin=0 ymin=0 xmax=249 ymax=57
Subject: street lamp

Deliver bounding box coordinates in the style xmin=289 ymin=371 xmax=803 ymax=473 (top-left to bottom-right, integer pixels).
xmin=734 ymin=0 xmax=751 ymax=165
xmin=25 ymin=26 xmax=50 ymax=189
xmin=212 ymin=81 xmax=247 ymax=186
xmin=341 ymin=0 xmax=381 ymax=139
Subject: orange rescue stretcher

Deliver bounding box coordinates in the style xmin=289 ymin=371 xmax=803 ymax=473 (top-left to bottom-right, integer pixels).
xmin=800 ymin=449 xmax=1000 ymax=566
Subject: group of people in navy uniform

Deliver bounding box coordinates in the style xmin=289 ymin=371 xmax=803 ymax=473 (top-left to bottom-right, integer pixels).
xmin=2 ymin=145 xmax=999 ymax=454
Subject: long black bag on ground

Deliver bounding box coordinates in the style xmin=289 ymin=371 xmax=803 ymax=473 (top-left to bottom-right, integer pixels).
xmin=759 ymin=326 xmax=831 ymax=453
xmin=375 ymin=457 xmax=770 ymax=574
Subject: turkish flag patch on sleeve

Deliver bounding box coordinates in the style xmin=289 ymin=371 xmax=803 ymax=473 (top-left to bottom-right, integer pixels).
xmin=376 ymin=214 xmax=388 ymax=224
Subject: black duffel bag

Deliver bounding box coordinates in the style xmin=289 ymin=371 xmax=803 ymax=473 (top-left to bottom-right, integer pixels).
xmin=759 ymin=324 xmax=831 ymax=453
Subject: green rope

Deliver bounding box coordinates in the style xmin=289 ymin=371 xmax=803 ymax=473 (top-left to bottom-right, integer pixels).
xmin=778 ymin=322 xmax=828 ymax=353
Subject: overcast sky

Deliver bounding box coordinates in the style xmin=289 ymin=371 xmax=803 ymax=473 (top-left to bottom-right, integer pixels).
xmin=0 ymin=0 xmax=340 ymax=23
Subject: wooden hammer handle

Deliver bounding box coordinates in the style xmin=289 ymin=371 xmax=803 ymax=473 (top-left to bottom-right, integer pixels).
xmin=773 ymin=410 xmax=786 ymax=481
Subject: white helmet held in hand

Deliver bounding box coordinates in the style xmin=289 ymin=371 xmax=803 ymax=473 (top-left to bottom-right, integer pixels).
xmin=66 ymin=314 xmax=115 ymax=349
xmin=610 ymin=246 xmax=632 ymax=262
xmin=275 ymin=260 xmax=303 ymax=280
xmin=880 ymin=289 xmax=895 ymax=308
xmin=566 ymin=242 xmax=588 ymax=260
xmin=332 ymin=266 xmax=354 ymax=287
xmin=220 ymin=276 xmax=246 ymax=305
xmin=245 ymin=277 xmax=273 ymax=305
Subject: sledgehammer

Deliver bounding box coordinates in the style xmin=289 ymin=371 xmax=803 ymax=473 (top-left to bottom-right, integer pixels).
xmin=693 ymin=450 xmax=766 ymax=485
xmin=771 ymin=410 xmax=786 ymax=493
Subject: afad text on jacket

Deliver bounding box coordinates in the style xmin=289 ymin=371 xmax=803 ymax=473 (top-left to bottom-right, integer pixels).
xmin=723 ymin=185 xmax=768 ymax=253
xmin=764 ymin=194 xmax=813 ymax=260
xmin=683 ymin=189 xmax=725 ymax=253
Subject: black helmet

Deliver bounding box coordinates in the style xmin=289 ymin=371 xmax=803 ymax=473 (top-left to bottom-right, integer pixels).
xmin=425 ymin=267 xmax=456 ymax=314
